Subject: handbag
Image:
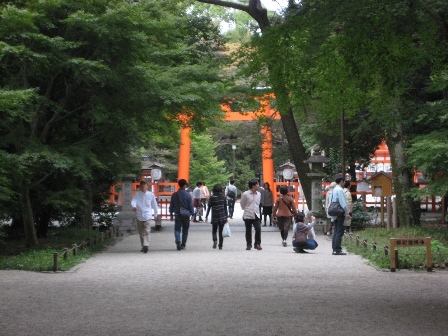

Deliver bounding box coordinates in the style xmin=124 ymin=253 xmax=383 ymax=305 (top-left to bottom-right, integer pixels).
xmin=327 ymin=191 xmax=345 ymax=217
xmin=328 ymin=202 xmax=345 ymax=216
xmin=222 ymin=223 xmax=231 ymax=238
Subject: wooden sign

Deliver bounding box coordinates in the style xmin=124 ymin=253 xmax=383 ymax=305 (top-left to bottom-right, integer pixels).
xmin=390 ymin=237 xmax=432 ymax=272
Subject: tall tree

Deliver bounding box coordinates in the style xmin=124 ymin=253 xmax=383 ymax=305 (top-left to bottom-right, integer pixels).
xmin=196 ymin=0 xmax=315 ymax=204
xmin=0 ymin=0 xmax=226 ymax=245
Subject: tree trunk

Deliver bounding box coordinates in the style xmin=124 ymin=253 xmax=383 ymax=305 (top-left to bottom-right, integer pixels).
xmin=280 ymin=107 xmax=312 ymax=204
xmin=19 ymin=182 xmax=38 ymax=247
xmin=385 ymin=123 xmax=419 ymax=227
xmin=81 ymin=182 xmax=94 ymax=229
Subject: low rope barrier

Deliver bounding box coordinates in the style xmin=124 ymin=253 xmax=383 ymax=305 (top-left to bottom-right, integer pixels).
xmin=344 ymin=233 xmax=388 ymax=257
xmin=343 ymin=232 xmax=448 ymax=270
xmin=52 ymin=226 xmax=117 ymax=272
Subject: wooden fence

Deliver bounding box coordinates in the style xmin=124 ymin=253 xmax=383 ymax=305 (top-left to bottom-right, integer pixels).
xmin=52 ymin=226 xmax=117 ymax=272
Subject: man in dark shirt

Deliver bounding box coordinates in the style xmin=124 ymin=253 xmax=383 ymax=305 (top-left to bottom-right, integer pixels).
xmin=169 ymin=179 xmax=195 ymax=251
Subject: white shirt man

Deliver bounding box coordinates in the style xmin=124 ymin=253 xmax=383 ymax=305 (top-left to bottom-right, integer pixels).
xmin=240 ymin=179 xmax=262 ymax=250
xmin=131 ymin=181 xmax=158 ymax=253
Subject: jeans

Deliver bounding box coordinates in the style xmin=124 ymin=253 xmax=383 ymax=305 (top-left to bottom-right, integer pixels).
xmin=174 ymin=215 xmax=190 ymax=246
xmin=332 ymin=215 xmax=345 ymax=252
xmin=212 ymin=223 xmax=225 ymax=247
xmin=227 ymin=198 xmax=235 ymax=218
xmin=244 ymin=218 xmax=261 ymax=246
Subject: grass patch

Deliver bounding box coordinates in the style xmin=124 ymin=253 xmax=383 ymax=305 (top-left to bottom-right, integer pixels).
xmin=344 ymin=226 xmax=448 ymax=270
xmin=0 ymin=227 xmax=115 ymax=272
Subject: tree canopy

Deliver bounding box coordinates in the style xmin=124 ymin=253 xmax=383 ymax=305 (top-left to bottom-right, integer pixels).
xmin=0 ymin=0 xmax=227 ymax=245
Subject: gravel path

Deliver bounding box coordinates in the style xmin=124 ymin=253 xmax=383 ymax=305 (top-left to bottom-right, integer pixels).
xmin=1 ymin=211 xmax=447 ymax=336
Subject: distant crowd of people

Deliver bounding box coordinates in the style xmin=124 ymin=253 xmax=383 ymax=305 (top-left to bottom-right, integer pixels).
xmin=131 ymin=177 xmax=351 ymax=255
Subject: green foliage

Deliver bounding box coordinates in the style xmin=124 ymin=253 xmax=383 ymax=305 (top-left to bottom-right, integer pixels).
xmin=344 ymin=227 xmax=448 ymax=270
xmin=0 ymin=226 xmax=114 ymax=271
xmin=0 ymin=0 xmax=227 ymax=238
xmin=350 ymin=199 xmax=371 ymax=228
xmin=189 ymin=132 xmax=232 ymax=188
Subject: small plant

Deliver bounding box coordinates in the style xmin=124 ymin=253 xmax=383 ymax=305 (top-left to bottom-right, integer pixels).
xmin=351 ymin=198 xmax=371 ymax=228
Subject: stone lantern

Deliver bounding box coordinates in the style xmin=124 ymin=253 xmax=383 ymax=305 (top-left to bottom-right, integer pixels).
xmin=116 ymin=174 xmax=137 ymax=233
xmin=303 ymin=147 xmax=329 ymax=214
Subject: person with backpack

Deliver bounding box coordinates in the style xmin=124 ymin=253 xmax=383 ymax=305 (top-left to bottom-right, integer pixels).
xmin=273 ymin=186 xmax=297 ymax=247
xmin=225 ymin=179 xmax=237 ymax=219
xmin=169 ymin=179 xmax=195 ymax=251
xmin=292 ymin=212 xmax=318 ymax=253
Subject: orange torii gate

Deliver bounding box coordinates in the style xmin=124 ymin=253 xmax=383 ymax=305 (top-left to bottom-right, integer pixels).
xmin=177 ymin=97 xmax=281 ymax=190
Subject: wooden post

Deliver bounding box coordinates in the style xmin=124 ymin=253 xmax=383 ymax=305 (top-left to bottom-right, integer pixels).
xmin=72 ymin=244 xmax=77 ymax=256
xmin=356 ymin=236 xmax=360 ymax=247
xmin=380 ymin=197 xmax=385 ymax=226
xmin=392 ymin=196 xmax=398 ymax=228
xmin=63 ymin=248 xmax=68 ymax=260
xmin=363 ymin=239 xmax=367 ymax=249
xmin=373 ymin=242 xmax=377 ymax=252
xmin=386 ymin=197 xmax=392 ymax=229
xmin=53 ymin=252 xmax=58 ymax=272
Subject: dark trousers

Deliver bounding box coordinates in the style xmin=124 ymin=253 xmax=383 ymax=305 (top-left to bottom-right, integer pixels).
xmin=244 ymin=218 xmax=261 ymax=247
xmin=227 ymin=198 xmax=235 ymax=217
xmin=174 ymin=215 xmax=190 ymax=246
xmin=212 ymin=223 xmax=225 ymax=247
xmin=332 ymin=215 xmax=345 ymax=252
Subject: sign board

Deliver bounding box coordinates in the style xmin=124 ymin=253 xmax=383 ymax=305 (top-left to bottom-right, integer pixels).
xmin=390 ymin=237 xmax=432 ymax=272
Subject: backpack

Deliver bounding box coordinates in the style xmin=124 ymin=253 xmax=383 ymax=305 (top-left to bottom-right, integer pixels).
xmin=227 ymin=187 xmax=236 ymax=199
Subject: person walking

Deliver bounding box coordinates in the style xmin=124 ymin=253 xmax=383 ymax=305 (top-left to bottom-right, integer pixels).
xmin=200 ymin=181 xmax=210 ymax=212
xmin=273 ymin=186 xmax=297 ymax=247
xmin=325 ymin=182 xmax=337 ymax=236
xmin=192 ymin=181 xmax=203 ymax=222
xmin=131 ymin=181 xmax=158 ymax=253
xmin=330 ymin=177 xmax=350 ymax=255
xmin=205 ymin=184 xmax=228 ymax=250
xmin=169 ymin=179 xmax=195 ymax=251
xmin=261 ymin=182 xmax=274 ymax=226
xmin=240 ymin=179 xmax=262 ymax=250
xmin=225 ymin=179 xmax=237 ymax=219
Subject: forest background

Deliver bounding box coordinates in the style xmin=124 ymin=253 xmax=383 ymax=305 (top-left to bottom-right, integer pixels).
xmin=1 ymin=0 xmax=447 ymax=248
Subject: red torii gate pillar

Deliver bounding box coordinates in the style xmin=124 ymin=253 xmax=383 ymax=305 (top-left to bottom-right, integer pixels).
xmin=177 ymin=124 xmax=191 ymax=184
xmin=177 ymin=97 xmax=279 ymax=189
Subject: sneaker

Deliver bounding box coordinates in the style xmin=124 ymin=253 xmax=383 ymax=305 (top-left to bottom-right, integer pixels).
xmin=246 ymin=245 xmax=252 ymax=250
xmin=213 ymin=241 xmax=217 ymax=249
xmin=282 ymin=241 xmax=287 ymax=247
xmin=176 ymin=241 xmax=182 ymax=251
xmin=142 ymin=246 xmax=148 ymax=253
xmin=298 ymin=249 xmax=308 ymax=253
xmin=255 ymin=244 xmax=262 ymax=250
xmin=332 ymin=251 xmax=347 ymax=255
xmin=180 ymin=245 xmax=186 ymax=250
xmin=327 ymin=232 xmax=331 ymax=236
xmin=219 ymin=246 xmax=223 ymax=250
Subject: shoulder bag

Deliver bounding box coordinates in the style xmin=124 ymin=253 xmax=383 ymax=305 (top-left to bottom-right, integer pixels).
xmin=327 ymin=191 xmax=345 ymax=217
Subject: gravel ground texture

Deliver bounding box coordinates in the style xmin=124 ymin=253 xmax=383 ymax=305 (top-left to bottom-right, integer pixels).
xmin=1 ymin=206 xmax=447 ymax=336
